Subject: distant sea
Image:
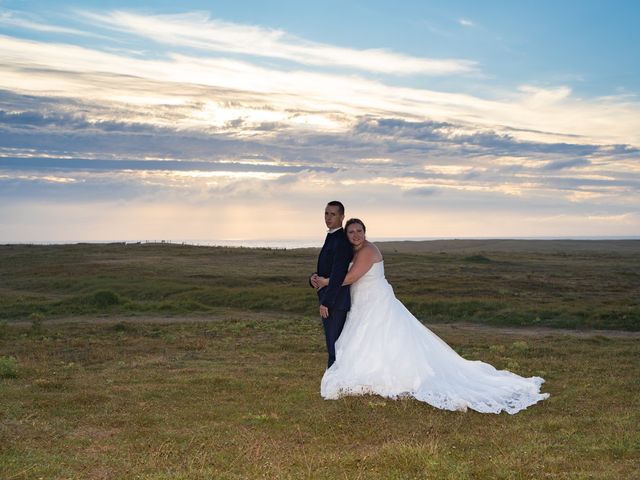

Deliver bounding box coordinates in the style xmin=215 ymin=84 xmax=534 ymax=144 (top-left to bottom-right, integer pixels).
xmin=5 ymin=236 xmax=639 ymax=249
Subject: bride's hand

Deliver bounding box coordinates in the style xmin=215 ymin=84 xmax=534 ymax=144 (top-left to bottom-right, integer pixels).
xmin=316 ymin=276 xmax=329 ymax=288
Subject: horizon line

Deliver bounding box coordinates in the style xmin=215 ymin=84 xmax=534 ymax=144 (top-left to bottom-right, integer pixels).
xmin=2 ymin=235 xmax=639 ymax=249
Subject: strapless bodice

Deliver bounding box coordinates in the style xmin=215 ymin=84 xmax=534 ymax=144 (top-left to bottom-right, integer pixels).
xmin=360 ymin=260 xmax=384 ymax=279
xmin=350 ymin=261 xmax=391 ymax=306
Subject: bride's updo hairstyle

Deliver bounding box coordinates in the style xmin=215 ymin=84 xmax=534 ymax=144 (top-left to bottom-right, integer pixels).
xmin=345 ymin=218 xmax=366 ymax=233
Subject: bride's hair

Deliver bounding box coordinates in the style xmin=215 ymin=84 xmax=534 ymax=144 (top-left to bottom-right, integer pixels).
xmin=345 ymin=218 xmax=366 ymax=233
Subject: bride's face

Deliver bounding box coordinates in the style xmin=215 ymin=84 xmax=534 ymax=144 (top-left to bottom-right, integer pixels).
xmin=346 ymin=223 xmax=365 ymax=248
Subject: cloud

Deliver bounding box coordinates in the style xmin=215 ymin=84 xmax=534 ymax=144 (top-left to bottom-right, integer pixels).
xmin=0 ymin=108 xmax=88 ymax=128
xmin=350 ymin=117 xmax=602 ymax=158
xmin=0 ymin=7 xmax=639 ymax=240
xmin=405 ymin=187 xmax=440 ymax=197
xmin=518 ymin=85 xmax=572 ymax=106
xmin=1 ymin=30 xmax=639 ymax=147
xmin=0 ymin=10 xmax=97 ymax=36
xmin=0 ymin=156 xmax=336 ymax=175
xmin=1 ymin=98 xmax=637 ymax=209
xmin=459 ymin=19 xmax=475 ymax=27
xmin=542 ymin=158 xmax=591 ymax=170
xmin=78 ymin=10 xmax=478 ymax=76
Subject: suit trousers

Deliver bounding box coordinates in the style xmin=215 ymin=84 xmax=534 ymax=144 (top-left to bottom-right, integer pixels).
xmin=322 ymin=309 xmax=348 ymax=368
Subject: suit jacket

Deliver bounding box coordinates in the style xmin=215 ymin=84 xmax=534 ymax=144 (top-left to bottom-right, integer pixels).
xmin=316 ymin=228 xmax=353 ymax=311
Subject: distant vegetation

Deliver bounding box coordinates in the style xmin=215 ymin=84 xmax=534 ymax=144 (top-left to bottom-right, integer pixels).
xmin=0 ymin=240 xmax=638 ymax=330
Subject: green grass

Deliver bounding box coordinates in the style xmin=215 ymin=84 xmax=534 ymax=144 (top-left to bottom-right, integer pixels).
xmin=1 ymin=241 xmax=639 ymax=477
xmin=1 ymin=318 xmax=638 ymax=479
xmin=1 ymin=241 xmax=639 ymax=330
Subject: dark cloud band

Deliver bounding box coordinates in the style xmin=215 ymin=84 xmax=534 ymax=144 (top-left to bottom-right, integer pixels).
xmin=0 ymin=156 xmax=336 ymax=174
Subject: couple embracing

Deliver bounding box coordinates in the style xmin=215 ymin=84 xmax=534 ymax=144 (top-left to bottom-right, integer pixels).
xmin=309 ymin=201 xmax=549 ymax=414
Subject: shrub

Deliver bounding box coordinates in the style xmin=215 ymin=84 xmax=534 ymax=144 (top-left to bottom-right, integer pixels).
xmin=109 ymin=322 xmax=136 ymax=333
xmin=464 ymin=254 xmax=492 ymax=263
xmin=90 ymin=290 xmax=121 ymax=308
xmin=29 ymin=312 xmax=45 ymax=331
xmin=507 ymin=360 xmax=521 ymax=371
xmin=0 ymin=356 xmax=18 ymax=378
xmin=511 ymin=341 xmax=529 ymax=353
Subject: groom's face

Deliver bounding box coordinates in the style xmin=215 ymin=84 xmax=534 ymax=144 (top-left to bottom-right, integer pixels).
xmin=325 ymin=205 xmax=344 ymax=230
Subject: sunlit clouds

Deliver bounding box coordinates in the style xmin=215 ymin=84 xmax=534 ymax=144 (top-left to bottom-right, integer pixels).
xmin=0 ymin=5 xmax=639 ymax=242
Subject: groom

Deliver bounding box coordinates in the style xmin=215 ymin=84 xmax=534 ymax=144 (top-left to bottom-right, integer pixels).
xmin=310 ymin=201 xmax=353 ymax=368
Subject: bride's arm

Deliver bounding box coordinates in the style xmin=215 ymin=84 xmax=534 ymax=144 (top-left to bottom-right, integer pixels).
xmin=343 ymin=247 xmax=376 ymax=285
xmin=316 ymin=246 xmax=376 ymax=287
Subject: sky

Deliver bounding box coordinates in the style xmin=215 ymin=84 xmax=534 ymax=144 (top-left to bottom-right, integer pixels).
xmin=1 ymin=0 xmax=639 ymax=243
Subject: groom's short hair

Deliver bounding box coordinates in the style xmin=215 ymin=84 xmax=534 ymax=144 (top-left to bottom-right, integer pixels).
xmin=327 ymin=200 xmax=345 ymax=215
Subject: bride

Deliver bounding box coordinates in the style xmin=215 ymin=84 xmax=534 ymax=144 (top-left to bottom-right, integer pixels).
xmin=314 ymin=218 xmax=549 ymax=414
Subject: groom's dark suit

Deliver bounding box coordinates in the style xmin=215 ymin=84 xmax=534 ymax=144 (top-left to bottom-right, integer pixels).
xmin=315 ymin=228 xmax=353 ymax=368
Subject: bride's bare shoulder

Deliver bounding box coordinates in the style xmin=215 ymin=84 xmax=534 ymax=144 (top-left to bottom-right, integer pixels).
xmin=364 ymin=241 xmax=383 ymax=262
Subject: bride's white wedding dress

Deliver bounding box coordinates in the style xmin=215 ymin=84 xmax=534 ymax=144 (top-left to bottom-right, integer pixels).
xmin=321 ymin=261 xmax=549 ymax=414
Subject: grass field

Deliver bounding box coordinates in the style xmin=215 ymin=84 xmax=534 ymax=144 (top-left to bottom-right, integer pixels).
xmin=0 ymin=240 xmax=638 ymax=330
xmin=1 ymin=241 xmax=639 ymax=478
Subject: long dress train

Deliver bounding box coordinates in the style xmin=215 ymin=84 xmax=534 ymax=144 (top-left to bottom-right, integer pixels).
xmin=320 ymin=261 xmax=549 ymax=414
